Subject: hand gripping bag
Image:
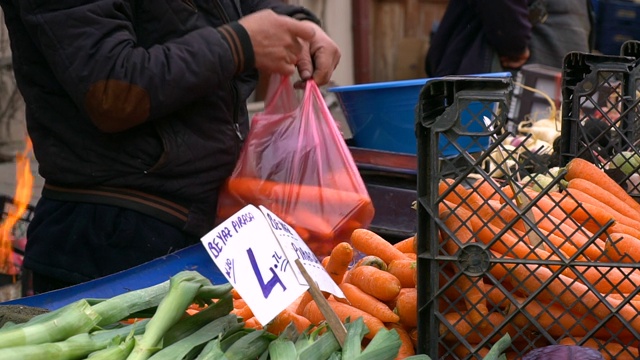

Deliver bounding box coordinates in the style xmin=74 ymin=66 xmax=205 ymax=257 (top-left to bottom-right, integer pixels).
xmin=217 ymin=75 xmax=375 ymax=257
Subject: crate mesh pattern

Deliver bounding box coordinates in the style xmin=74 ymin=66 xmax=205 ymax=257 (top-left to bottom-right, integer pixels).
xmin=416 ymin=75 xmax=640 ymax=359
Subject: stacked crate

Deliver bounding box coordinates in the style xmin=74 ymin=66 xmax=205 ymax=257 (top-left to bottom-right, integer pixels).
xmin=415 ymin=67 xmax=640 ymax=358
xmin=595 ymin=0 xmax=640 ymax=55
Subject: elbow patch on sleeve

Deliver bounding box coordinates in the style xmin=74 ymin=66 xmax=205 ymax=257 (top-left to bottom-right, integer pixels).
xmin=85 ymin=79 xmax=150 ymax=133
xmin=217 ymin=22 xmax=255 ymax=74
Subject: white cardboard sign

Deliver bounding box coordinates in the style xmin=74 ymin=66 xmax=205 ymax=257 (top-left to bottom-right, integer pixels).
xmin=200 ymin=204 xmax=344 ymax=325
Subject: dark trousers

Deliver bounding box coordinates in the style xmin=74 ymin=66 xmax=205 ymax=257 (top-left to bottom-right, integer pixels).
xmin=24 ymin=197 xmax=197 ymax=294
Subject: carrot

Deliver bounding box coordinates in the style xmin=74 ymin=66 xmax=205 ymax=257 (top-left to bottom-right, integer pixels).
xmin=408 ymin=327 xmax=418 ymax=350
xmin=337 ymin=283 xmax=399 ymax=323
xmin=567 ymin=177 xmax=640 ymax=223
xmin=440 ymin=311 xmax=515 ymax=344
xmin=266 ymin=308 xmax=312 ymax=335
xmin=548 ymin=189 xmax=617 ymax=230
xmin=387 ymin=323 xmax=416 ymax=359
xmin=244 ymin=317 xmax=263 ymax=330
xmin=351 ymin=228 xmax=411 ymax=265
xmin=558 ymin=337 xmax=639 ymax=360
xmin=393 ymin=235 xmax=416 ymax=254
xmin=506 ymin=297 xmax=600 ymax=338
xmin=604 ymin=232 xmax=640 ymax=263
xmin=321 ymin=255 xmax=330 ymax=268
xmin=387 ymin=259 xmax=417 ymax=288
xmin=233 ymin=298 xmax=247 ymax=309
xmin=294 ymin=291 xmax=314 ymax=316
xmin=565 ymin=157 xmax=640 ymax=215
xmin=346 ymin=264 xmax=402 ymax=301
xmin=403 ymin=252 xmax=417 ymax=260
xmin=469 ymin=177 xmax=503 ymax=202
xmin=324 ymin=242 xmax=354 ymax=285
xmin=440 ymin=209 xmax=490 ymax=327
xmin=303 ymin=299 xmax=386 ymax=339
xmin=353 ymin=255 xmax=388 ymax=271
xmin=226 ymin=177 xmax=373 ymax=210
xmin=231 ymin=304 xmax=254 ymax=320
xmin=394 ymin=287 xmax=417 ymax=328
xmin=469 ymin=213 xmax=560 ymax=261
xmin=231 ymin=288 xmax=242 ymax=300
xmin=505 ymin=262 xmax=640 ymax=335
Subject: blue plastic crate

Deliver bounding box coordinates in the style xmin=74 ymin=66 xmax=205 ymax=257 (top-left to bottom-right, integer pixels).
xmin=329 ymin=73 xmax=511 ymax=156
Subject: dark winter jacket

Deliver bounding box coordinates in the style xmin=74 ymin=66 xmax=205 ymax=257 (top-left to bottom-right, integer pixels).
xmin=0 ymin=0 xmax=318 ymax=237
xmin=425 ymin=0 xmax=593 ymax=76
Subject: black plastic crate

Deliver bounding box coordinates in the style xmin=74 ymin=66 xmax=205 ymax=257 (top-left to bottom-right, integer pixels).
xmin=559 ymin=52 xmax=640 ymax=198
xmin=1 ymin=195 xmax=35 ymax=297
xmin=416 ymin=75 xmax=640 ymax=359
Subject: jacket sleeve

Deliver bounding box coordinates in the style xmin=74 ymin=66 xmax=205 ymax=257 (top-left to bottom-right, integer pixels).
xmin=240 ymin=0 xmax=321 ymax=25
xmin=474 ymin=0 xmax=531 ymax=58
xmin=18 ymin=0 xmax=252 ymax=132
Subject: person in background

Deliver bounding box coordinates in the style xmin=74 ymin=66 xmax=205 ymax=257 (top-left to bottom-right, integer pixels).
xmin=0 ymin=0 xmax=341 ymax=293
xmin=425 ymin=0 xmax=594 ymax=77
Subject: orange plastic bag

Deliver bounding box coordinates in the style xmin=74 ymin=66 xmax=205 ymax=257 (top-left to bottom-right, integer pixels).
xmin=217 ymin=75 xmax=374 ymax=257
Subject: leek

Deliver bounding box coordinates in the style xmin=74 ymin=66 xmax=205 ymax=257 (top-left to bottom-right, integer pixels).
xmin=126 ymin=271 xmax=226 ymax=360
xmin=0 ymin=318 xmax=147 ymax=360
xmin=224 ymin=329 xmax=275 ymax=360
xmin=0 ymin=299 xmax=101 ymax=348
xmin=148 ymin=313 xmax=241 ymax=360
xmin=162 ymin=292 xmax=234 ymax=346
xmin=86 ymin=335 xmax=135 ymax=360
xmin=194 ymin=338 xmax=226 ymax=360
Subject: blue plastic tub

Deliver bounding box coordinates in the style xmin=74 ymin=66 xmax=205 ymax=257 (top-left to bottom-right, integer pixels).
xmin=329 ymin=73 xmax=511 ymax=156
xmin=1 ymin=244 xmax=227 ymax=310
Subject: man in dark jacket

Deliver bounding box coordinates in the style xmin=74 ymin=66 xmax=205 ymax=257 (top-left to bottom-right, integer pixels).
xmin=425 ymin=0 xmax=593 ymax=76
xmin=0 ymin=0 xmax=341 ymax=293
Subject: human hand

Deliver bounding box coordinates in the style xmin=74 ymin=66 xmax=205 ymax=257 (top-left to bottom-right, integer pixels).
xmin=295 ymin=21 xmax=341 ymax=86
xmin=500 ymin=47 xmax=530 ymax=70
xmin=239 ymin=10 xmax=316 ymax=76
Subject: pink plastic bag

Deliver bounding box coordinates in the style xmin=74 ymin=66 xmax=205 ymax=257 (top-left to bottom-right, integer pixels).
xmin=217 ymin=75 xmax=375 ymax=257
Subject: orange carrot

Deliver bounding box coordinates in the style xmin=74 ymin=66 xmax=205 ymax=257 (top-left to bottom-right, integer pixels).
xmin=469 ymin=177 xmax=503 ymax=202
xmin=303 ymin=299 xmax=386 ymax=339
xmin=337 ymin=283 xmax=400 ymax=323
xmin=506 ymin=297 xmax=600 ymax=338
xmin=393 ymin=235 xmax=416 ymax=253
xmin=505 ymin=262 xmax=640 ymax=335
xmin=387 ymin=259 xmax=417 ymax=288
xmin=346 ymin=265 xmax=402 ymax=301
xmin=244 ymin=317 xmax=263 ymax=330
xmin=226 ymin=177 xmax=374 ymax=211
xmin=408 ymin=327 xmax=418 ymax=349
xmin=548 ymin=189 xmax=617 ymax=230
xmin=351 ymin=228 xmax=410 ymax=265
xmin=294 ymin=291 xmax=314 ymax=316
xmin=324 ymin=242 xmax=354 ymax=285
xmin=352 ymin=255 xmax=388 ymax=271
xmin=440 ymin=311 xmax=515 ymax=344
xmin=394 ymin=287 xmax=418 ymax=328
xmin=565 ymin=157 xmax=640 ymax=215
xmin=604 ymin=232 xmax=640 ymax=263
xmin=567 ymin=177 xmax=640 ymax=223
xmin=266 ymin=308 xmax=312 ymax=335
xmin=558 ymin=337 xmax=639 ymax=360
xmin=387 ymin=323 xmax=416 ymax=359
xmin=440 ymin=209 xmax=489 ymax=327
xmin=321 ymin=256 xmax=330 ymax=268
xmin=403 ymin=252 xmax=417 ymax=260
xmin=231 ymin=304 xmax=254 ymax=320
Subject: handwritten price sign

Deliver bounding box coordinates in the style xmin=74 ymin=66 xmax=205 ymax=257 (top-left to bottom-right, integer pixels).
xmin=200 ymin=205 xmax=344 ymax=325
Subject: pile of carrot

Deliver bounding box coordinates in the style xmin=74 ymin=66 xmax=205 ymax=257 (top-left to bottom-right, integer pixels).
xmin=217 ymin=177 xmax=375 ymax=257
xmin=437 ymin=158 xmax=640 ymax=359
xmin=213 ymin=228 xmax=420 ymax=360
